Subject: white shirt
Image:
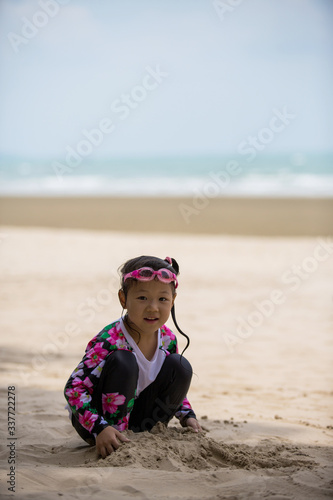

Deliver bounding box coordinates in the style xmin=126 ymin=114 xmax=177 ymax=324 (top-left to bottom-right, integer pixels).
xmin=120 ymin=317 xmax=166 ymax=397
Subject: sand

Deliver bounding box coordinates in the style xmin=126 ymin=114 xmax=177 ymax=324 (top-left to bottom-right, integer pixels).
xmin=0 ymin=224 xmax=333 ymax=499
xmin=0 ymin=195 xmax=333 ymax=236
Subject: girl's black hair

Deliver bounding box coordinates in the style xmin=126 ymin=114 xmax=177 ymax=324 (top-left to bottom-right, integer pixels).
xmin=119 ymin=255 xmax=190 ymax=354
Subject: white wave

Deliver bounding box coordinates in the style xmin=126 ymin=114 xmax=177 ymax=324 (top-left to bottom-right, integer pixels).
xmin=0 ymin=173 xmax=332 ymax=197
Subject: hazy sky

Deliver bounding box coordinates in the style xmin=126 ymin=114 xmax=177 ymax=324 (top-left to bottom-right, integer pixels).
xmin=0 ymin=0 xmax=332 ymax=159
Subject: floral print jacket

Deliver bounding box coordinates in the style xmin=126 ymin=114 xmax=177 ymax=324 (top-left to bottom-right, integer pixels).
xmin=64 ymin=319 xmax=195 ymax=436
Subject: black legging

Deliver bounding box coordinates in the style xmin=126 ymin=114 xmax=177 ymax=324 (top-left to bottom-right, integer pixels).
xmin=71 ymin=350 xmax=193 ymax=444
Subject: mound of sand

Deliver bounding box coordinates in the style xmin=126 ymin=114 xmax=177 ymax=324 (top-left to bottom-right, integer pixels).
xmin=88 ymin=423 xmax=316 ymax=472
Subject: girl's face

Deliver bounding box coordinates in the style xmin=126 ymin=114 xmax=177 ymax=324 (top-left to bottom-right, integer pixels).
xmin=119 ymin=278 xmax=176 ymax=336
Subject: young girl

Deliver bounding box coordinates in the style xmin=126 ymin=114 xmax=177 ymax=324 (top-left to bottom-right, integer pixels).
xmin=64 ymin=255 xmax=202 ymax=458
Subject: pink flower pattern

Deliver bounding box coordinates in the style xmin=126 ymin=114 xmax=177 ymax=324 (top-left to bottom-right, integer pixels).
xmin=102 ymin=392 xmax=126 ymax=415
xmin=114 ymin=413 xmax=130 ymax=431
xmin=79 ymin=410 xmax=99 ymax=432
xmin=72 ymin=376 xmax=94 ymax=394
xmin=86 ymin=334 xmax=99 ymax=351
xmin=181 ymin=398 xmax=192 ymax=410
xmin=106 ymin=325 xmax=129 ymax=349
xmin=84 ymin=342 xmax=109 ymax=368
xmin=161 ymin=333 xmax=175 ymax=349
xmin=106 ymin=327 xmax=120 ymax=345
xmin=65 ymin=386 xmax=91 ymax=409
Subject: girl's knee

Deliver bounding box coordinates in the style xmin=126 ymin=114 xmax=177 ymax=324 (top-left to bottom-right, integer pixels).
xmin=104 ymin=349 xmax=138 ymax=378
xmin=166 ymin=353 xmax=193 ymax=380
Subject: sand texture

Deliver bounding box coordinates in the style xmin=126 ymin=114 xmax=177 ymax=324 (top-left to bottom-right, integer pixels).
xmin=0 ymin=226 xmax=333 ymax=499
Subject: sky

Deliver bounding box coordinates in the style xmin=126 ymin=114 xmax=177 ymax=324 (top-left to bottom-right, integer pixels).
xmin=0 ymin=0 xmax=332 ymax=160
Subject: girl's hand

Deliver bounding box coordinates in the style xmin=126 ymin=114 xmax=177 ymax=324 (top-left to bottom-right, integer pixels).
xmin=96 ymin=426 xmax=130 ymax=458
xmin=185 ymin=417 xmax=203 ymax=433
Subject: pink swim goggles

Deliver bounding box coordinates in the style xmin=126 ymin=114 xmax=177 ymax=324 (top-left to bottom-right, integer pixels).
xmin=123 ymin=267 xmax=178 ymax=288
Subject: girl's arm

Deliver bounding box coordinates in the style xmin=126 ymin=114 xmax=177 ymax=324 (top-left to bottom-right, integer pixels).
xmin=64 ymin=354 xmax=111 ymax=437
xmin=64 ymin=326 xmax=122 ymax=438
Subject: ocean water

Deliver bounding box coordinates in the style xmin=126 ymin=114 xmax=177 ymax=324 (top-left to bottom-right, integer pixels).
xmin=0 ymin=153 xmax=332 ymax=197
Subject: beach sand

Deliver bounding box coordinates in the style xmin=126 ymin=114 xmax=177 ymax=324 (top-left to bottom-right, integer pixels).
xmin=0 ymin=195 xmax=333 ymax=236
xmin=0 ymin=221 xmax=333 ymax=499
